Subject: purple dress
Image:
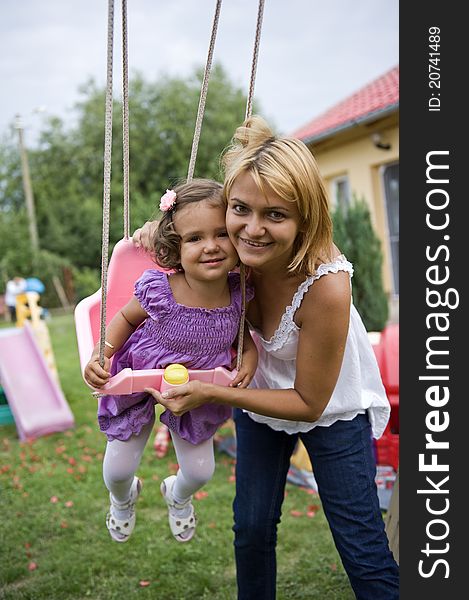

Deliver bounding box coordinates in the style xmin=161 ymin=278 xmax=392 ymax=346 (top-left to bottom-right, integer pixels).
xmin=97 ymin=270 xmax=253 ymax=444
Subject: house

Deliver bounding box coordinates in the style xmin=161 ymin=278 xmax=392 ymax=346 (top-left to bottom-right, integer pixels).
xmin=292 ymin=66 xmax=399 ymax=306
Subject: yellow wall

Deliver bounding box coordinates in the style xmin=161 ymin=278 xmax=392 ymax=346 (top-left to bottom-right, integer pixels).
xmin=309 ymin=120 xmax=399 ymax=295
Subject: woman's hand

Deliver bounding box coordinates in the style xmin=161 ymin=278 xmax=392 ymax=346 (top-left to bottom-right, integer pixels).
xmin=145 ymin=380 xmax=210 ymax=416
xmin=132 ymin=220 xmax=159 ymax=254
xmin=84 ymin=354 xmax=111 ymax=389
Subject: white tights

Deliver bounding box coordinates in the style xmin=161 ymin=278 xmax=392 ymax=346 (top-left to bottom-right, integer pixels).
xmin=102 ymin=420 xmax=215 ymax=510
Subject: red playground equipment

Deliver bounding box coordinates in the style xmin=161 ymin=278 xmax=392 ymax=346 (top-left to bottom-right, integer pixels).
xmin=371 ymin=323 xmax=399 ymax=471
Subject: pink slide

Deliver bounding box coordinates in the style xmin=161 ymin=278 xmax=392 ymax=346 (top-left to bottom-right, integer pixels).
xmin=0 ymin=322 xmax=75 ymax=441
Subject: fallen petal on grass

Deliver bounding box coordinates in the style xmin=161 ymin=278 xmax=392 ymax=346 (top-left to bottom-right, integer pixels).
xmin=194 ymin=490 xmax=208 ymax=500
xmin=139 ymin=580 xmax=151 ymax=587
xmin=50 ymin=496 xmax=59 ymax=503
xmin=28 ymin=562 xmax=38 ymax=571
xmin=290 ymin=510 xmax=303 ymax=517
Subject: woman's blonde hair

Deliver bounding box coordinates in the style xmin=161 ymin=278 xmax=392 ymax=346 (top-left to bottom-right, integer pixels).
xmin=153 ymin=178 xmax=224 ymax=271
xmin=221 ymin=115 xmax=333 ymax=275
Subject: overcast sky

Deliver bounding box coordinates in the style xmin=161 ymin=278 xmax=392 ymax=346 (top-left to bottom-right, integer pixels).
xmin=1 ymin=0 xmax=398 ymax=145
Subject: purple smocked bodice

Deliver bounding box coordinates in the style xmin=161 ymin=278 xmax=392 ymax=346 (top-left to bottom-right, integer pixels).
xmin=97 ymin=270 xmax=253 ymax=444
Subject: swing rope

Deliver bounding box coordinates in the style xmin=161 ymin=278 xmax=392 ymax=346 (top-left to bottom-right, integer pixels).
xmin=236 ymin=0 xmax=265 ymax=371
xmin=97 ymin=0 xmax=266 ymax=373
xmin=98 ymin=0 xmax=115 ymax=368
xmin=122 ymin=0 xmax=130 ymax=239
xmin=187 ymin=0 xmax=223 ymax=182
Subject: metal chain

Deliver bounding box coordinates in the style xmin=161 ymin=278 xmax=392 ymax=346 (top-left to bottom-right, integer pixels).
xmin=237 ymin=0 xmax=266 ymax=371
xmin=122 ymin=0 xmax=130 ymax=239
xmin=187 ymin=0 xmax=223 ymax=182
xmin=98 ymin=0 xmax=115 ymax=367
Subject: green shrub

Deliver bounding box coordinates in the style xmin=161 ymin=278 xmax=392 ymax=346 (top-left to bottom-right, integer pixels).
xmin=72 ymin=266 xmax=100 ymax=302
xmin=332 ymin=196 xmax=389 ymax=331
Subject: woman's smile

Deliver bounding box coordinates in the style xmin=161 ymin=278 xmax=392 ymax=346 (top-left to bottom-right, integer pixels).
xmin=226 ymin=171 xmax=302 ymax=271
xmin=238 ymin=236 xmax=273 ymax=249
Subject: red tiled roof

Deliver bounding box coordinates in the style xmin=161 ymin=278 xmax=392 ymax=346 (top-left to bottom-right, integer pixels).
xmin=292 ymin=65 xmax=399 ymax=143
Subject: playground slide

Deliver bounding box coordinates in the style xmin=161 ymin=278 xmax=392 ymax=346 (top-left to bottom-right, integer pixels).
xmin=0 ymin=322 xmax=74 ymax=441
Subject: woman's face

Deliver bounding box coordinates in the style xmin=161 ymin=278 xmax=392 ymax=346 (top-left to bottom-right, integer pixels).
xmin=225 ymin=171 xmax=302 ymax=272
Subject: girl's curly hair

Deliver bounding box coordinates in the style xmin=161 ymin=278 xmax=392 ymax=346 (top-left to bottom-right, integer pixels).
xmin=153 ymin=178 xmax=224 ymax=271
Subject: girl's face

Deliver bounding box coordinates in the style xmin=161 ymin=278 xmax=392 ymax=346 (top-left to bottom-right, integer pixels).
xmin=226 ymin=171 xmax=302 ymax=272
xmin=173 ymin=200 xmax=238 ymax=281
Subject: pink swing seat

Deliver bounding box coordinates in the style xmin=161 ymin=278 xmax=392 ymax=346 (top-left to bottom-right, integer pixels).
xmin=74 ymin=238 xmax=235 ymax=395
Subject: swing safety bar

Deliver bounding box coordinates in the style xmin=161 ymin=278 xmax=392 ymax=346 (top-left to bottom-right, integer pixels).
xmin=86 ymin=365 xmax=235 ymax=396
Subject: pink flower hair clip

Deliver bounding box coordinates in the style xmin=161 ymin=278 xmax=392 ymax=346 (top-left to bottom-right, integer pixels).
xmin=159 ymin=189 xmax=177 ymax=212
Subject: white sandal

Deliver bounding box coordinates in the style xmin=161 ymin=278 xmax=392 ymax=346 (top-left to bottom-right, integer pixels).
xmin=106 ymin=477 xmax=142 ymax=543
xmin=160 ymin=475 xmax=197 ymax=542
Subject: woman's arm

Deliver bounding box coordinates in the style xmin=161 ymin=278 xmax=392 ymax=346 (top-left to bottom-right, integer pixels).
xmin=147 ymin=271 xmax=351 ymax=421
xmin=84 ymin=296 xmax=148 ymax=388
xmin=132 ymin=221 xmax=159 ymax=254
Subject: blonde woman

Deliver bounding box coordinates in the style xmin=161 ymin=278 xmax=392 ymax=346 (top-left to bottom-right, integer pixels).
xmin=138 ymin=117 xmax=399 ymax=599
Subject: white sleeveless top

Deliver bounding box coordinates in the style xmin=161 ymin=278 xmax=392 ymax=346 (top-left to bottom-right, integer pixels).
xmin=246 ymin=255 xmax=390 ymax=439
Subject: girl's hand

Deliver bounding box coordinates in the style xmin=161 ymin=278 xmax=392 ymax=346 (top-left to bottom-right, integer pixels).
xmin=132 ymin=221 xmax=159 ymax=254
xmin=229 ymin=363 xmax=255 ymax=389
xmin=145 ymin=380 xmax=209 ymax=417
xmin=84 ymin=355 xmax=111 ymax=389
xmin=230 ymin=345 xmax=258 ymax=388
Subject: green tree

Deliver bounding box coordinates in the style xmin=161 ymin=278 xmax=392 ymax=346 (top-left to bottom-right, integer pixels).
xmin=0 ymin=64 xmax=254 ymax=305
xmin=332 ymin=196 xmax=389 ymax=331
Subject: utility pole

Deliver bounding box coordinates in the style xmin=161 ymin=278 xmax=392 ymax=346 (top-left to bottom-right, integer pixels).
xmin=15 ymin=114 xmax=40 ymax=253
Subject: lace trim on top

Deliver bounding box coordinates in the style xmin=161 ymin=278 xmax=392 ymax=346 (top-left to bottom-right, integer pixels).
xmin=258 ymin=255 xmax=353 ymax=352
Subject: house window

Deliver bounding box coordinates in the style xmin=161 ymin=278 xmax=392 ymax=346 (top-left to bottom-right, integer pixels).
xmin=382 ymin=163 xmax=399 ymax=295
xmin=331 ymin=176 xmax=351 ymax=211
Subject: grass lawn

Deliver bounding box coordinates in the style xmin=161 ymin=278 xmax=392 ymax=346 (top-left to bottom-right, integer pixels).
xmin=0 ymin=314 xmax=354 ymax=599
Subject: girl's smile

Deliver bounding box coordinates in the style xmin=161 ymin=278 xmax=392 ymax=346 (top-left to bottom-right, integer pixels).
xmin=173 ymin=201 xmax=238 ymax=280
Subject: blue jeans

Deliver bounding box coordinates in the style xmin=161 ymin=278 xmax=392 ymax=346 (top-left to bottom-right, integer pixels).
xmin=233 ymin=410 xmax=399 ymax=600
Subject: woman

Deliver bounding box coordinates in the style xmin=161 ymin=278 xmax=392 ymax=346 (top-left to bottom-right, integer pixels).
xmin=136 ymin=116 xmax=399 ymax=599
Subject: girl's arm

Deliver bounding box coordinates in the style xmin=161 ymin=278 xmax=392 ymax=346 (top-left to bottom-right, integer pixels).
xmin=84 ymin=296 xmax=148 ymax=388
xmin=230 ymin=322 xmax=258 ymax=389
xmin=146 ymin=271 xmax=351 ymax=421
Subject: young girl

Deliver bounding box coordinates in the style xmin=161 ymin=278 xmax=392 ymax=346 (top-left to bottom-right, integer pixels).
xmin=141 ymin=117 xmax=399 ymax=598
xmin=85 ymin=178 xmax=256 ymax=544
